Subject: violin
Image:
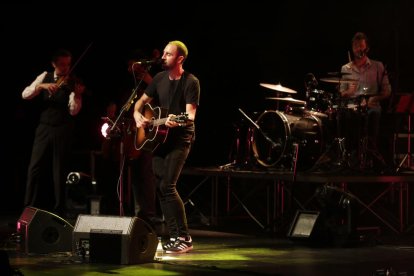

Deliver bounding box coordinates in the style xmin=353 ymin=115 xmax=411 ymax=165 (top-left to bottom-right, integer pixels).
xmin=55 ymin=42 xmax=92 ymax=90
xmin=56 ymin=74 xmax=83 ymax=88
xmin=54 ymin=74 xmax=86 ymax=97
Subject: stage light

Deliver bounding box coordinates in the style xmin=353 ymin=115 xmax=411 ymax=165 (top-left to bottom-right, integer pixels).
xmin=66 ymin=172 xmax=91 ymax=185
xmin=100 ymin=117 xmax=121 ymax=139
xmin=101 ymin=122 xmax=110 ymax=138
xmin=287 ymin=210 xmax=320 ymax=239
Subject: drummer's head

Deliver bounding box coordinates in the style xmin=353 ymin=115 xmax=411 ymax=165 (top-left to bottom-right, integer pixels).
xmin=352 ymin=32 xmax=369 ymax=60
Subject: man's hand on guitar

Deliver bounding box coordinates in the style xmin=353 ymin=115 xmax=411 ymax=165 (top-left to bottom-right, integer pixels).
xmin=134 ymin=112 xmax=150 ymax=128
xmin=166 ymin=114 xmax=181 ymax=128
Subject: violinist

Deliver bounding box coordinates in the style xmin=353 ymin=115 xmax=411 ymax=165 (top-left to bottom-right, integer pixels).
xmin=22 ymin=48 xmax=86 ymax=216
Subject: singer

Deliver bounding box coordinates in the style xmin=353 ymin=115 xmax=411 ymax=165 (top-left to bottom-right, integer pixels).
xmin=133 ymin=40 xmax=200 ymax=254
xmin=337 ymin=32 xmax=391 ymax=172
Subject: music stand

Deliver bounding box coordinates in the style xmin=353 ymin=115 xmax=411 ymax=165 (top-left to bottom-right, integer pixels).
xmin=395 ymin=94 xmax=414 ymax=172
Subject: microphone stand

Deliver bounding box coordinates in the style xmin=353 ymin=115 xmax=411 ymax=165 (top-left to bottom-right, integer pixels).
xmin=109 ymin=64 xmax=152 ymax=216
xmin=238 ymin=108 xmax=280 ymax=149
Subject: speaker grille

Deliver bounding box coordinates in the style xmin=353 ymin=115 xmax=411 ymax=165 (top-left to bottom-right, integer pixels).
xmin=17 ymin=207 xmax=74 ymax=254
xmin=72 ymin=215 xmax=157 ymax=264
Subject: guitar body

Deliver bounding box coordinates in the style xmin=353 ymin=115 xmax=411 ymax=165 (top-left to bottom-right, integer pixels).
xmin=135 ymin=104 xmax=170 ymax=152
xmin=122 ymin=119 xmax=142 ymax=160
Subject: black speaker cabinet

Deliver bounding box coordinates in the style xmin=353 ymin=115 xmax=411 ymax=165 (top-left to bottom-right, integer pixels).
xmin=17 ymin=206 xmax=74 ymax=254
xmin=72 ymin=215 xmax=157 ymax=264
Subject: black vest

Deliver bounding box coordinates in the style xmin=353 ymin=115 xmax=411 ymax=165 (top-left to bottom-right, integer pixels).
xmin=39 ymin=72 xmax=74 ymax=126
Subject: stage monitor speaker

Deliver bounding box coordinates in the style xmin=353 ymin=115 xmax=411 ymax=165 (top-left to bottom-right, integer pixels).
xmin=287 ymin=210 xmax=320 ymax=239
xmin=17 ymin=206 xmax=74 ymax=254
xmin=72 ymin=215 xmax=157 ymax=264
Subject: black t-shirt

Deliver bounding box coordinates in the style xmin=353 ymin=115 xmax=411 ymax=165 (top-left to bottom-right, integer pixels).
xmin=146 ymin=71 xmax=200 ymax=113
xmin=145 ymin=70 xmax=200 ymax=148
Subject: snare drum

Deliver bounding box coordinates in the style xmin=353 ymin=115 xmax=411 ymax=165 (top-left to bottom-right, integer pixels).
xmin=334 ymin=97 xmax=362 ymax=111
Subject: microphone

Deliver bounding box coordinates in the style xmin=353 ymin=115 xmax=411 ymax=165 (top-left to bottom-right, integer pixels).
xmin=134 ymin=58 xmax=163 ymax=65
xmin=355 ymin=49 xmax=368 ymax=59
xmin=305 ymin=73 xmax=318 ymax=89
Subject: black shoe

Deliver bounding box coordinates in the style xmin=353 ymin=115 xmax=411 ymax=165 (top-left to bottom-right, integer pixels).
xmin=165 ymin=236 xmax=193 ymax=254
xmin=162 ymin=238 xmax=177 ymax=251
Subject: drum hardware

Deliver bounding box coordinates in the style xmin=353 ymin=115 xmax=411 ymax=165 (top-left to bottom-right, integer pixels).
xmin=308 ymin=137 xmax=349 ymax=172
xmin=220 ymin=116 xmax=256 ymax=170
xmin=286 ymin=106 xmax=306 ymax=116
xmin=395 ymin=95 xmax=414 ymax=172
xmin=291 ymin=142 xmax=299 ymax=181
xmin=321 ymin=93 xmax=387 ymax=173
xmin=304 ymin=72 xmax=318 ymax=90
xmin=305 ymin=89 xmax=332 ymax=114
xmin=335 ymin=92 xmax=388 ymax=172
xmin=356 ymin=97 xmax=388 ymax=172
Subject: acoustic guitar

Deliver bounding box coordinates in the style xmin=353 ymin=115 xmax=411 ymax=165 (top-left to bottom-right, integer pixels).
xmin=135 ymin=103 xmax=189 ymax=152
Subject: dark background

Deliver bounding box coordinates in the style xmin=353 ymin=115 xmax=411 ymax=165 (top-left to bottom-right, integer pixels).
xmin=1 ymin=2 xmax=413 ymax=212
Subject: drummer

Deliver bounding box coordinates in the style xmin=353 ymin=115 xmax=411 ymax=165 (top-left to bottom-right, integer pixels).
xmin=338 ymin=32 xmax=391 ymax=168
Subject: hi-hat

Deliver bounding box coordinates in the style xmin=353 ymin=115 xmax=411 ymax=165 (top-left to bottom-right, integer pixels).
xmin=266 ymin=97 xmax=306 ymax=104
xmin=320 ymin=77 xmax=358 ymax=84
xmin=260 ymin=83 xmax=297 ymax=94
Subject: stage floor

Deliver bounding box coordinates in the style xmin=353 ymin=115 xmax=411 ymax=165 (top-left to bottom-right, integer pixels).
xmin=2 ymin=213 xmax=414 ymax=276
xmin=4 ymin=166 xmax=414 ymax=275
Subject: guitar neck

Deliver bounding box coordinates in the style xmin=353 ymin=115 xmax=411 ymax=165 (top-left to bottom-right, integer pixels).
xmin=151 ymin=118 xmax=168 ymax=127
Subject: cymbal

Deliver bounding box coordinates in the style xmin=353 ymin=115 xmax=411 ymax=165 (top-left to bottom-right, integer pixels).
xmin=320 ymin=77 xmax=359 ymax=84
xmin=260 ymin=83 xmax=297 ymax=94
xmin=307 ymin=110 xmax=328 ymax=118
xmin=266 ymin=97 xmax=306 ymax=105
xmin=327 ymin=72 xmax=352 ymax=77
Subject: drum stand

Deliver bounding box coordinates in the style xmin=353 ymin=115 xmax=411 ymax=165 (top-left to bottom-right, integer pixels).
xmin=306 ymin=96 xmax=351 ymax=172
xmin=308 ymin=136 xmax=349 ymax=172
xmin=220 ymin=122 xmax=254 ymax=170
xmin=358 ymin=98 xmax=388 ymax=172
xmin=396 ymin=113 xmax=412 ymax=172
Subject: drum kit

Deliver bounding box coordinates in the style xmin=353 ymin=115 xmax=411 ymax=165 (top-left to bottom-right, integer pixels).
xmin=229 ymin=75 xmax=375 ymax=173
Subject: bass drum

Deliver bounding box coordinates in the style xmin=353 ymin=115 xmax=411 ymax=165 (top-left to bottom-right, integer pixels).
xmin=252 ymin=110 xmax=291 ymax=167
xmin=252 ymin=110 xmax=325 ymax=170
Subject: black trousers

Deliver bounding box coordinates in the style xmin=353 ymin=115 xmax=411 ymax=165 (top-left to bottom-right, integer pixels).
xmin=152 ymin=142 xmax=191 ymax=238
xmin=24 ymin=123 xmax=73 ymax=211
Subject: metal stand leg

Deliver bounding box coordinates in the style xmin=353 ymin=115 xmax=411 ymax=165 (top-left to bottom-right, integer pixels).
xmin=291 ymin=143 xmax=299 ymax=182
xmin=118 ymin=141 xmax=125 ymax=216
xmin=308 ymin=137 xmax=348 ymax=172
xmin=183 ymin=177 xmax=211 ymax=226
xmin=396 ymin=114 xmax=412 ymax=172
